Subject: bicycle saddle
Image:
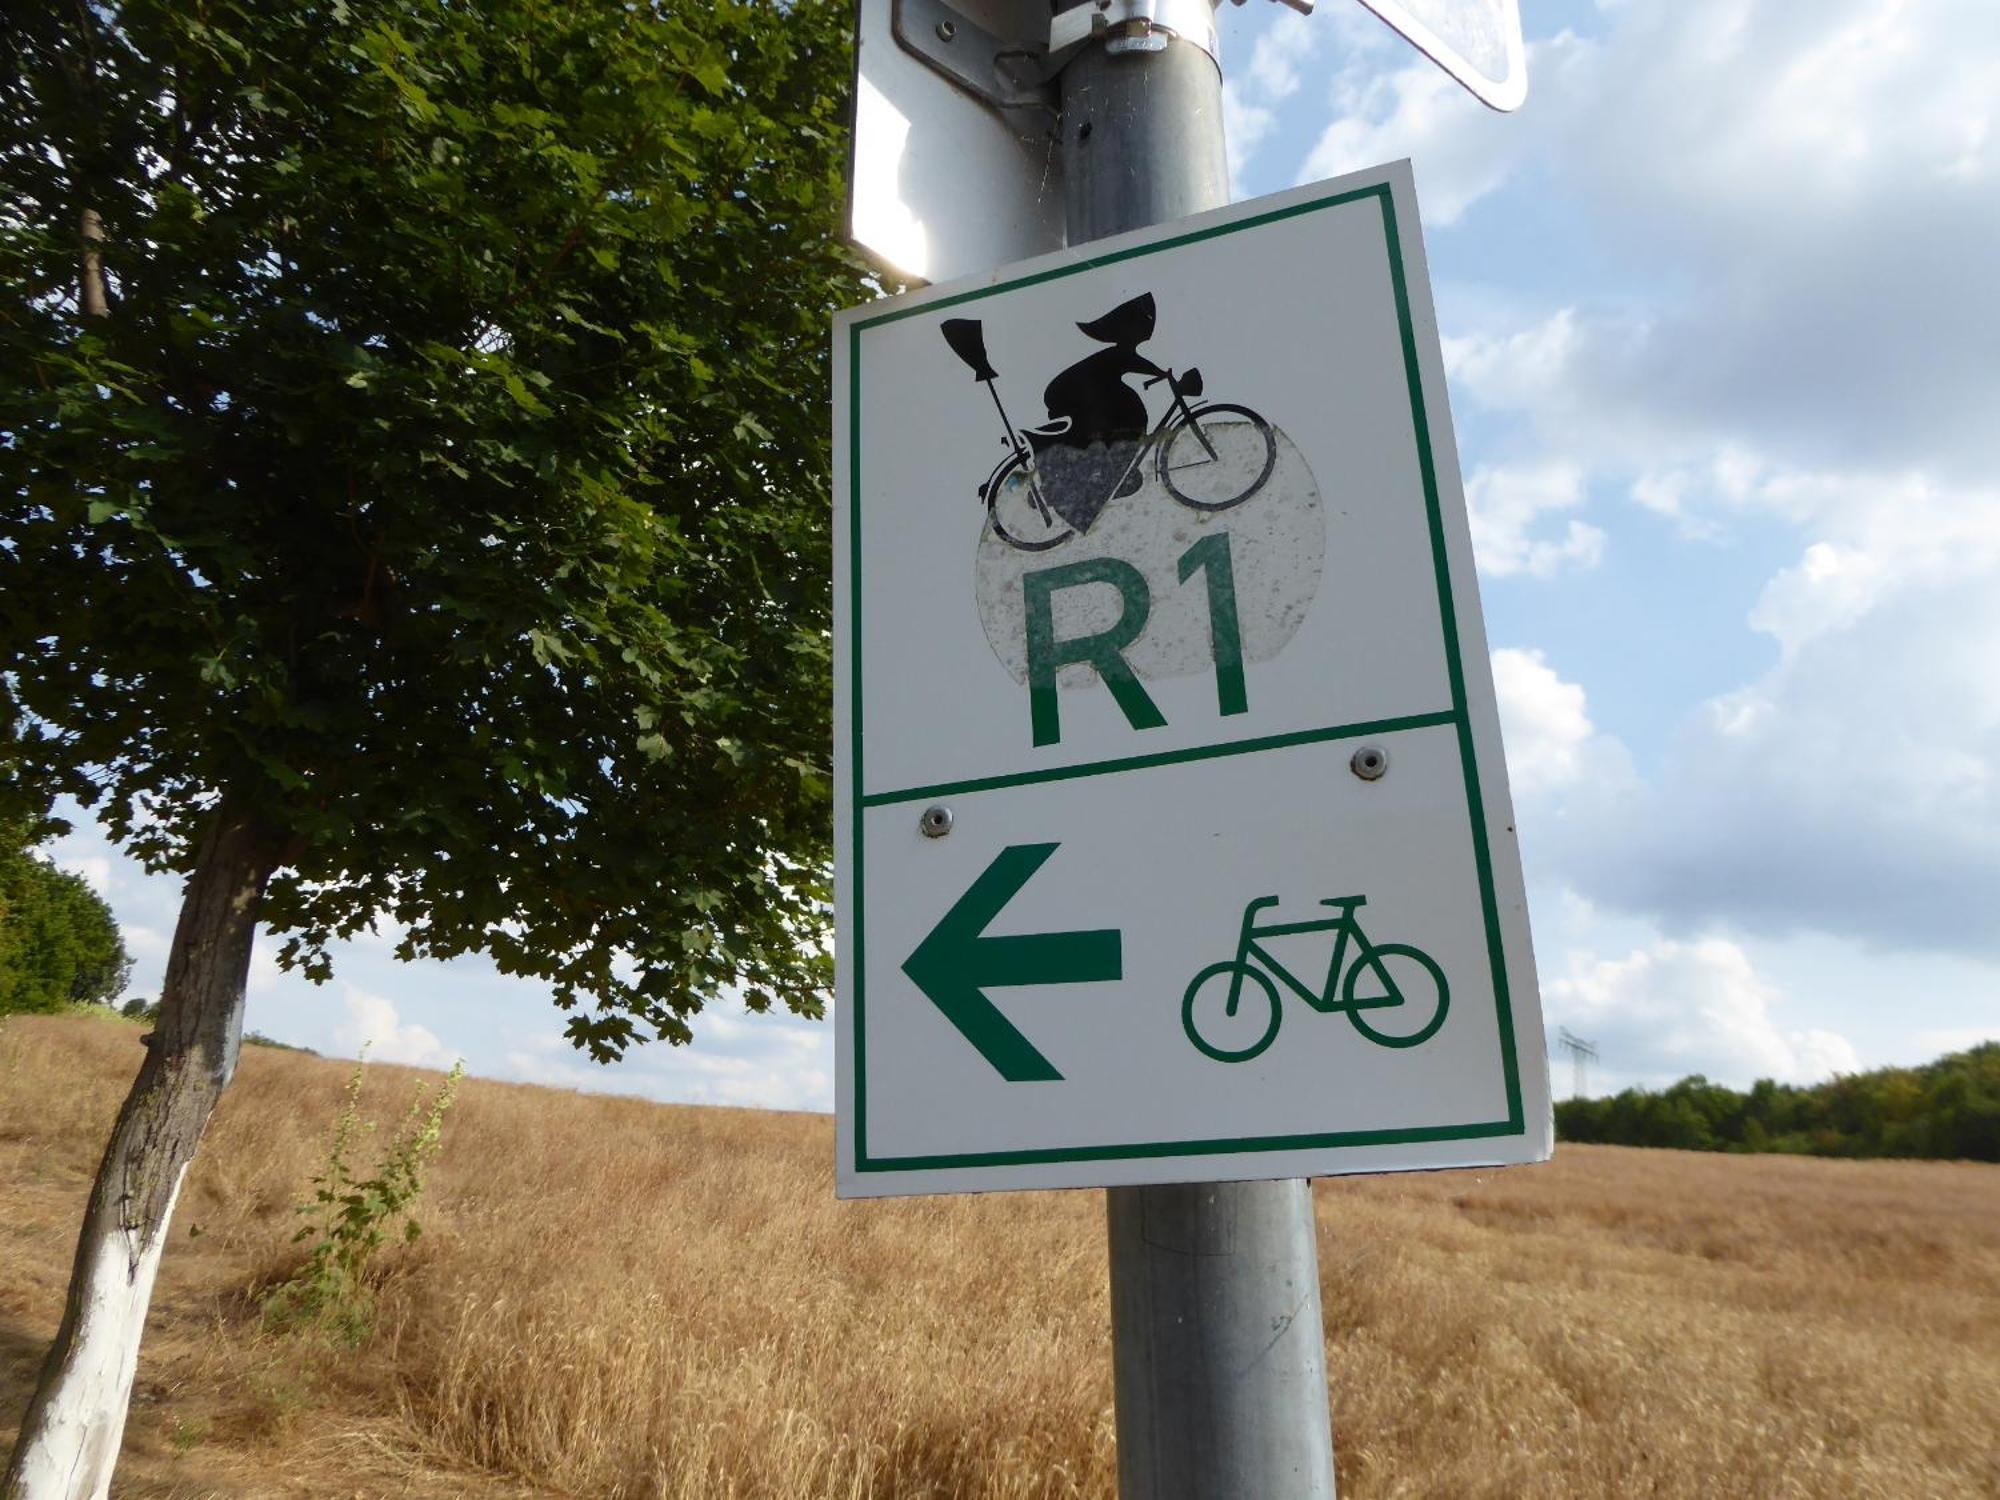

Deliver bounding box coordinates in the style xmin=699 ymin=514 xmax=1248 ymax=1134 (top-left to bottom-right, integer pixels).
xmin=1021 ymin=417 xmax=1074 ymax=455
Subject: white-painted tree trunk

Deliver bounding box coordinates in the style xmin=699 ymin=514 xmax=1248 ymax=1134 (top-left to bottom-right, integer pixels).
xmin=4 ymin=90 xmax=286 ymax=1499
xmin=6 ymin=1171 xmax=186 ymax=1500
xmin=4 ymin=800 xmax=282 ymax=1500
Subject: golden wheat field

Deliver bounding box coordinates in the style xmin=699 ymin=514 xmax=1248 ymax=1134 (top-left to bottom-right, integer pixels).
xmin=3 ymin=1013 xmax=1998 ymax=1499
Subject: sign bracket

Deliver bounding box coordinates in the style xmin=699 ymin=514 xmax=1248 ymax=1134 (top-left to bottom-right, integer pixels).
xmin=890 ymin=0 xmax=1060 ymax=116
xmin=890 ymin=0 xmax=1230 ymax=120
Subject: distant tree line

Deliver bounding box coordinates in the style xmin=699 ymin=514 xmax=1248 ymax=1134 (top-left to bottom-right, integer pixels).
xmin=1556 ymin=1044 xmax=2000 ymax=1162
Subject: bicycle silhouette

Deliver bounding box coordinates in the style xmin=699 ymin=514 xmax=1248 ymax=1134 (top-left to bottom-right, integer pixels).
xmin=1181 ymin=896 xmax=1449 ymax=1063
xmin=941 ymin=302 xmax=1279 ymax=552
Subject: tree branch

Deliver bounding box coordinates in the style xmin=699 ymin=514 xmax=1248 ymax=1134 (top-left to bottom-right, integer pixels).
xmin=79 ymin=205 xmax=108 ymax=318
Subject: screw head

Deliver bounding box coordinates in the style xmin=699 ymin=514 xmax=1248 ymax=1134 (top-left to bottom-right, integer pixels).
xmin=919 ymin=805 xmax=954 ymax=838
xmin=935 ymin=18 xmax=956 ymax=41
xmin=1350 ymin=745 xmax=1389 ymax=781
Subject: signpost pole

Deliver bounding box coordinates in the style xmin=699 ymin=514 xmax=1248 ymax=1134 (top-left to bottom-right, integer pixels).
xmin=1055 ymin=19 xmax=1340 ymax=1500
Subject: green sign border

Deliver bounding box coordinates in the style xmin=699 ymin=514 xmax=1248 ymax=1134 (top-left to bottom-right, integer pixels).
xmin=846 ymin=181 xmax=1527 ymax=1175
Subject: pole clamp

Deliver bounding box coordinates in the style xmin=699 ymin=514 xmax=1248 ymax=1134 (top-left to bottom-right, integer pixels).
xmin=1049 ymin=0 xmax=1221 ymax=62
xmin=890 ymin=0 xmax=1228 ymax=118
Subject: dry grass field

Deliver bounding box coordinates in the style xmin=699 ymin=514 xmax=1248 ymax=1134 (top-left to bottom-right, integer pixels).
xmin=3 ymin=1012 xmax=1998 ymax=1499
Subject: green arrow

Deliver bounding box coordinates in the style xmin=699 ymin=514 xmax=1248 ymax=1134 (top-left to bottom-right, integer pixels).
xmin=901 ymin=842 xmax=1123 ymax=1082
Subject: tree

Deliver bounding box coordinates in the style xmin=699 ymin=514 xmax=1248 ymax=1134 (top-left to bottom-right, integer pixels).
xmin=1552 ymin=1045 xmax=2000 ymax=1164
xmin=0 ymin=833 xmax=133 ymax=1014
xmin=0 ymin=1 xmax=866 ymax=1492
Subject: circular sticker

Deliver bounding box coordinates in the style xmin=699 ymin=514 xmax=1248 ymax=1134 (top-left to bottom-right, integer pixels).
xmin=974 ymin=421 xmax=1324 ymax=690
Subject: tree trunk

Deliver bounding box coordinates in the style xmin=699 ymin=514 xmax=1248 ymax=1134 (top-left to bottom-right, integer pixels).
xmin=3 ymin=799 xmax=283 ymax=1500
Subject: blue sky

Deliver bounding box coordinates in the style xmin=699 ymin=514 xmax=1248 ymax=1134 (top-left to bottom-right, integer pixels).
xmin=47 ymin=0 xmax=2000 ymax=1105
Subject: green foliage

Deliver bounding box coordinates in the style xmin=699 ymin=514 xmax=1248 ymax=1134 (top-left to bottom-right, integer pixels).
xmin=1556 ymin=1044 xmax=2000 ymax=1162
xmin=242 ymin=1029 xmax=316 ymax=1053
xmin=265 ymin=1050 xmax=464 ymax=1344
xmin=0 ymin=0 xmax=870 ymax=1058
xmin=0 ymin=830 xmax=132 ymax=1014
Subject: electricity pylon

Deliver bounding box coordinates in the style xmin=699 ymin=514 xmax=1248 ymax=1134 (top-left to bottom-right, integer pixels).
xmin=1556 ymin=1027 xmax=1598 ymax=1100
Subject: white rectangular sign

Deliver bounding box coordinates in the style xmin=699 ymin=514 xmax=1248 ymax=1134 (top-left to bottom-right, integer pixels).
xmin=834 ymin=161 xmax=1550 ymax=1197
xmin=849 ymin=0 xmax=1064 ymax=284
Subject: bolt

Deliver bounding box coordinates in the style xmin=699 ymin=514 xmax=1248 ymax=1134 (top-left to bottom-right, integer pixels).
xmin=1350 ymin=746 xmax=1388 ymax=781
xmin=935 ymin=18 xmax=956 ymax=41
xmin=919 ymin=805 xmax=954 ymax=838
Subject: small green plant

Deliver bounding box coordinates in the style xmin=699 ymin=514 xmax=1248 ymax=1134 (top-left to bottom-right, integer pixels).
xmin=264 ymin=1048 xmax=464 ymax=1345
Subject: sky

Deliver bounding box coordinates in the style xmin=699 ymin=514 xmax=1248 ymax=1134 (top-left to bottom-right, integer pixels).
xmin=43 ymin=0 xmax=2000 ymax=1106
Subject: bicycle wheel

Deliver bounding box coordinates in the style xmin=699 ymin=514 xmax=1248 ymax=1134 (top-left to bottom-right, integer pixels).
xmin=1341 ymin=942 xmax=1449 ymax=1049
xmin=1182 ymin=961 xmax=1282 ymax=1063
xmin=986 ymin=448 xmax=1074 ymax=551
xmin=1157 ymin=403 xmax=1278 ymax=512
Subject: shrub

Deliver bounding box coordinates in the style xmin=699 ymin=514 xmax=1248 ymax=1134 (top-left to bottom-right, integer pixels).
xmin=264 ymin=1049 xmax=464 ymax=1345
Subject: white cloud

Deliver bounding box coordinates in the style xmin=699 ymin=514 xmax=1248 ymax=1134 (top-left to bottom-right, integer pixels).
xmin=1222 ymin=11 xmax=1324 ymax=191
xmin=1365 ymin=0 xmax=2000 ymax=483
xmin=1246 ymin=11 xmax=1319 ymax=102
xmin=1329 ymin=0 xmax=2000 ymax=964
xmin=1515 ymin=448 xmax=2000 ymax=956
xmin=1448 ymin=330 xmax=2000 ymax=947
xmin=58 ymin=855 xmax=112 ymax=896
xmin=1912 ymin=1026 xmax=2000 ymax=1056
xmin=1222 ymin=83 xmax=1278 ymax=190
xmin=1441 ymin=307 xmax=1598 ymax=427
xmin=1587 ymin=551 xmax=2000 ymax=957
xmin=1545 ymin=936 xmax=1858 ymax=1088
xmin=45 ymin=822 xmax=117 ymax=896
xmin=36 ymin=809 xmax=188 ymax=1002
xmin=499 ymin=1009 xmax=833 ymax=1114
xmin=1738 ymin=468 xmax=2000 ymax=656
xmin=248 ymin=939 xmax=284 ymax=994
xmin=1465 ymin=460 xmax=1604 ymax=579
xmin=353 ymin=911 xmax=412 ymax=954
xmin=1299 ymin=28 xmax=1596 ymax=220
xmin=333 ymin=987 xmax=455 ymax=1069
xmin=489 ymin=986 xmax=833 ymax=1114
xmin=1492 ymin=648 xmax=1594 ymax=797
xmin=125 ymin=925 xmax=169 ymax=959
xmin=1490 ymin=649 xmax=1637 ymax=817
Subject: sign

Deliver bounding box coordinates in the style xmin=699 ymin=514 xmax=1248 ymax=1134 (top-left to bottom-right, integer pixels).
xmin=849 ymin=0 xmax=1064 ymax=283
xmin=834 ymin=160 xmax=1550 ymax=1197
xmin=1355 ymin=0 xmax=1528 ymax=111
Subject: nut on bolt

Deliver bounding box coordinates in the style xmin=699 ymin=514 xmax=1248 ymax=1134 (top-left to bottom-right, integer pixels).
xmin=919 ymin=804 xmax=954 ymax=838
xmin=1350 ymin=745 xmax=1389 ymax=781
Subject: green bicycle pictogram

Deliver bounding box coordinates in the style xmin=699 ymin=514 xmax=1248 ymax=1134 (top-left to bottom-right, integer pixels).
xmin=1181 ymin=896 xmax=1449 ymax=1063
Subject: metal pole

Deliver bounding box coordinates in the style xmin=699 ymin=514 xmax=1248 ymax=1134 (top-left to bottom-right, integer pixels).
xmin=1058 ymin=34 xmax=1229 ymax=243
xmin=1056 ymin=17 xmax=1339 ymax=1500
xmin=1105 ymin=1182 xmax=1337 ymax=1497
